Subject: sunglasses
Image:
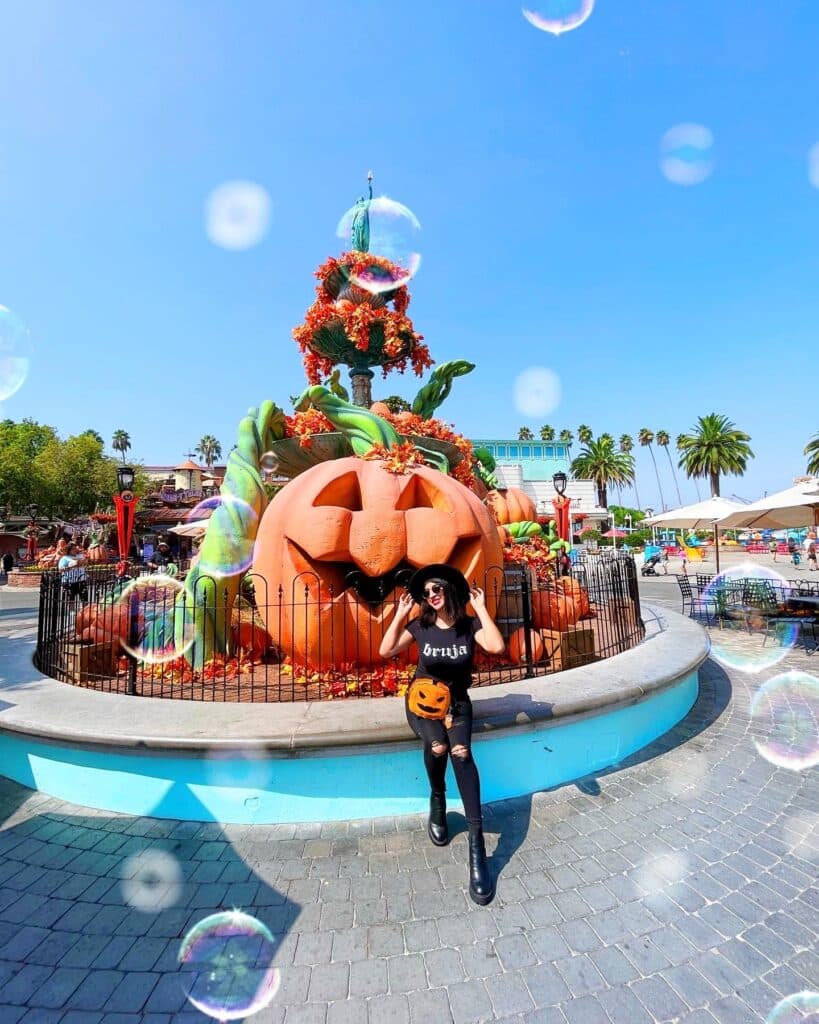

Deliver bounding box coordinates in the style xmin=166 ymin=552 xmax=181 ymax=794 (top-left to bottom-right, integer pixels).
xmin=423 ymin=583 xmax=445 ymax=598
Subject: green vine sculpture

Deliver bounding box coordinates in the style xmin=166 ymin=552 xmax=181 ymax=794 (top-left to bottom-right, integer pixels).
xmin=473 ymin=446 xmax=498 ymax=490
xmin=411 ymin=360 xmax=475 ymax=419
xmin=296 ymin=385 xmax=400 ymax=454
xmin=176 ymin=400 xmax=286 ymax=669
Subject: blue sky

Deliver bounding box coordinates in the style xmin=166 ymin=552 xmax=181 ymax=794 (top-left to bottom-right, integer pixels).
xmin=1 ymin=0 xmax=818 ymax=511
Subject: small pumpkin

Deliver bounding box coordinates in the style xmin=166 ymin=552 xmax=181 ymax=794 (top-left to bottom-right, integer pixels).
xmin=531 ymin=589 xmax=580 ymax=631
xmin=506 ymin=627 xmax=543 ymax=665
xmin=74 ymin=602 xmax=136 ymax=646
xmin=486 ymin=488 xmax=536 ymax=526
xmin=408 ymin=677 xmax=451 ymax=719
xmin=369 ymin=402 xmax=393 ymax=418
xmin=555 ymin=576 xmax=590 ymax=617
xmin=230 ymin=598 xmax=273 ymax=659
xmin=86 ymin=545 xmax=112 ymax=565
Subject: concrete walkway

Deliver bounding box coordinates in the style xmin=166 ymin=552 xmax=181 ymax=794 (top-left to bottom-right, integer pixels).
xmin=0 ymin=588 xmax=816 ymax=1022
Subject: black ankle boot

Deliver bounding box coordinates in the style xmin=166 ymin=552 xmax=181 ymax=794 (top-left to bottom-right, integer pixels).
xmin=428 ymin=791 xmax=449 ymax=846
xmin=468 ymin=827 xmax=495 ymax=905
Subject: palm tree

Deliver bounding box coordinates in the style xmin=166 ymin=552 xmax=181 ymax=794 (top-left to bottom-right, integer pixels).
xmin=805 ymin=432 xmax=819 ymax=476
xmin=518 ymin=427 xmax=534 ymax=441
xmin=656 ymin=429 xmax=683 ymax=506
xmin=619 ymin=434 xmax=640 ymax=508
xmin=539 ymin=424 xmax=555 ymax=441
xmin=577 ymin=424 xmax=593 ymax=445
xmin=558 ymin=428 xmax=573 ymax=455
xmin=195 ymin=434 xmax=222 ymax=469
xmin=677 ymin=414 xmax=754 ymax=497
xmin=599 ymin=432 xmax=614 ymax=445
xmin=111 ymin=430 xmax=131 ymax=463
xmin=639 ymin=428 xmax=666 ymax=511
xmin=570 ymin=436 xmax=635 ymax=509
xmin=677 ymin=433 xmax=702 ymax=499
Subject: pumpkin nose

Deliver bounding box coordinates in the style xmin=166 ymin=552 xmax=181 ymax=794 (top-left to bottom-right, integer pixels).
xmin=348 ymin=512 xmax=406 ymax=576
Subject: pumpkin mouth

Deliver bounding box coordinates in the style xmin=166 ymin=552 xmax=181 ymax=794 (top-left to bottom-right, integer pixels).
xmin=284 ymin=539 xmax=416 ymax=606
xmin=417 ymin=703 xmax=442 ymax=715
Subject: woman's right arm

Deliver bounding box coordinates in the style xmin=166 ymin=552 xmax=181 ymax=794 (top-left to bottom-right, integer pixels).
xmin=379 ymin=592 xmax=416 ymax=659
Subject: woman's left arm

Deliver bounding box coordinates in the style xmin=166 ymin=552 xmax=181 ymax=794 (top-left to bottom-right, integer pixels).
xmin=469 ymin=586 xmax=505 ymax=655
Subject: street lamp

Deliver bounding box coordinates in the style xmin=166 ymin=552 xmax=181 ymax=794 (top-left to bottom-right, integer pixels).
xmin=625 ymin=513 xmax=632 ymax=533
xmin=552 ymin=471 xmax=567 ymax=496
xmin=114 ymin=466 xmax=137 ymax=575
xmin=25 ymin=504 xmax=39 ymax=561
xmin=551 ymin=471 xmax=571 ymax=547
xmin=28 ymin=503 xmax=38 ymax=520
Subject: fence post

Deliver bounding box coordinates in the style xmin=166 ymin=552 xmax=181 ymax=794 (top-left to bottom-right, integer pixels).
xmin=126 ymin=589 xmax=139 ymax=696
xmin=520 ymin=569 xmax=535 ymax=677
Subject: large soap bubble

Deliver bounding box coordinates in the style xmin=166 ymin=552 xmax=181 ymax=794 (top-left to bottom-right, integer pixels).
xmin=766 ymin=992 xmax=819 ymax=1024
xmin=206 ymin=181 xmax=272 ymax=251
xmin=513 ymin=366 xmax=562 ymax=417
xmin=0 ymin=305 xmax=32 ymax=402
xmin=702 ymin=564 xmax=795 ymax=674
xmin=522 ymin=0 xmax=595 ymax=35
xmin=187 ymin=494 xmax=258 ymax=578
xmin=660 ymin=123 xmax=714 ymax=186
xmin=809 ymin=144 xmax=819 ymax=190
xmin=750 ymin=672 xmax=819 ymax=772
xmin=336 ymin=195 xmax=421 ymax=294
xmin=114 ymin=574 xmax=197 ymax=665
xmin=179 ymin=910 xmax=281 ymax=1021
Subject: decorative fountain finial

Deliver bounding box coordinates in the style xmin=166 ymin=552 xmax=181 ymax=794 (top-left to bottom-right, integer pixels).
xmin=350 ymin=171 xmax=374 ymax=253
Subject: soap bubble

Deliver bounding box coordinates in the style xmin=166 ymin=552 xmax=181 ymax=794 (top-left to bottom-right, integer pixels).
xmin=179 ymin=910 xmax=280 ymax=1021
xmin=702 ymin=564 xmax=795 ymax=674
xmin=660 ymin=123 xmax=714 ymax=186
xmin=633 ymin=851 xmax=688 ymax=895
xmin=206 ymin=181 xmax=272 ymax=251
xmin=522 ymin=0 xmax=595 ymax=35
xmin=114 ymin=574 xmax=197 ymax=665
xmin=750 ymin=672 xmax=819 ymax=772
xmin=122 ymin=849 xmax=183 ymax=912
xmin=809 ymin=144 xmax=819 ymax=189
xmin=187 ymin=494 xmax=258 ymax=578
xmin=513 ymin=367 xmax=561 ymax=417
xmin=0 ymin=305 xmax=32 ymax=402
xmin=203 ymin=746 xmax=274 ymax=794
xmin=336 ymin=195 xmax=421 ymax=294
xmin=766 ymin=992 xmax=819 ymax=1024
xmin=260 ymin=451 xmax=279 ymax=482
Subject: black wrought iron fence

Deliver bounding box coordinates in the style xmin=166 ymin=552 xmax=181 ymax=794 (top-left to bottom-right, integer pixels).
xmin=34 ymin=553 xmax=645 ymax=701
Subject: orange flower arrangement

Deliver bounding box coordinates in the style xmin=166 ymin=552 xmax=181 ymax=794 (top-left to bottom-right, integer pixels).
xmin=292 ymin=252 xmax=432 ymax=384
xmin=362 ymin=441 xmax=425 ymax=474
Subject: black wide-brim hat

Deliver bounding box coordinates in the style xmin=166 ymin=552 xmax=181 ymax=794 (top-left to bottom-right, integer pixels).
xmin=409 ymin=564 xmax=470 ymax=604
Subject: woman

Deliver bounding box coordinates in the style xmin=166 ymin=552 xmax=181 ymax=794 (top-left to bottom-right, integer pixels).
xmin=58 ymin=541 xmax=89 ymax=605
xmin=379 ymin=563 xmax=505 ymax=905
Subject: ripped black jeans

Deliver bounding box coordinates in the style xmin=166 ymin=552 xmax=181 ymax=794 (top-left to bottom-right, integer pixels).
xmin=406 ymin=695 xmax=483 ymax=828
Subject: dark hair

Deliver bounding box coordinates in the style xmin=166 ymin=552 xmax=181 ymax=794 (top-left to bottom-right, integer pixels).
xmin=67 ymin=542 xmax=78 ymax=553
xmin=418 ymin=578 xmax=468 ymax=627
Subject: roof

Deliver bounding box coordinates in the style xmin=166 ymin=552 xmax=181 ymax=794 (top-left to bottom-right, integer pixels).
xmin=174 ymin=459 xmax=204 ymax=471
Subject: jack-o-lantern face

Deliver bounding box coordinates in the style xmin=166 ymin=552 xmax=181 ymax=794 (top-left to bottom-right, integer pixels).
xmin=253 ymin=456 xmax=503 ymax=668
xmin=408 ymin=678 xmax=451 ymax=719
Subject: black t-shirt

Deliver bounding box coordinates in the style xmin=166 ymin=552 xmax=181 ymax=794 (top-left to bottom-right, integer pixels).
xmin=151 ymin=549 xmax=175 ymax=566
xmin=406 ymin=616 xmax=481 ymax=699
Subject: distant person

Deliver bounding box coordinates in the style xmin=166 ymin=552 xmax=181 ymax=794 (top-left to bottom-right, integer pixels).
xmin=2 ymin=551 xmax=14 ymax=576
xmin=769 ymin=539 xmax=778 ymax=561
xmin=58 ymin=542 xmax=88 ymax=604
xmin=148 ymin=539 xmax=176 ymax=574
xmin=661 ymin=549 xmax=669 ymax=575
xmin=808 ymin=540 xmax=817 ymax=572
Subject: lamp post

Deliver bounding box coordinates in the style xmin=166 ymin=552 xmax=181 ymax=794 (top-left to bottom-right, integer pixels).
xmin=610 ymin=514 xmax=617 ymax=550
xmin=25 ymin=503 xmax=39 ymax=561
xmin=625 ymin=513 xmax=632 ymax=533
xmin=114 ymin=466 xmax=137 ymax=577
xmin=551 ymin=471 xmax=571 ymax=546
xmin=645 ymin=507 xmax=656 ymax=545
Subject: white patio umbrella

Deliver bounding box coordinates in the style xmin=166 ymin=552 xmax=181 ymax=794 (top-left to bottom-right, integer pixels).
xmin=642 ymin=496 xmax=746 ymax=572
xmin=168 ymin=519 xmax=210 ymax=539
xmin=716 ymin=481 xmax=819 ymax=531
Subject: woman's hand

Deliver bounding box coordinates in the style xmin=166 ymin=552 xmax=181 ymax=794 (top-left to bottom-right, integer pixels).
xmin=396 ymin=591 xmax=415 ymax=618
xmin=469 ymin=585 xmax=486 ymax=612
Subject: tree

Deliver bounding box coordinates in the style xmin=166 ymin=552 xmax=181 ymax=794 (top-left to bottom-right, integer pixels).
xmin=570 ymin=436 xmax=635 ymax=509
xmin=619 ymin=434 xmax=640 ymax=509
xmin=677 ymin=433 xmax=702 ymax=500
xmin=383 ymin=395 xmax=411 ymax=413
xmin=195 ymin=435 xmax=222 ymax=469
xmin=81 ymin=429 xmax=104 ymax=445
xmin=639 ymin=428 xmax=666 ymax=511
xmin=577 ymin=424 xmax=593 ymax=445
xmin=805 ymin=432 xmax=819 ymax=476
xmin=518 ymin=427 xmax=535 ymax=440
xmin=111 ymin=430 xmax=131 ymax=463
xmin=656 ymin=429 xmax=683 ymax=506
xmin=677 ymin=414 xmax=754 ymax=497
xmin=539 ymin=424 xmax=555 ymax=441
xmin=599 ymin=433 xmax=614 ymax=445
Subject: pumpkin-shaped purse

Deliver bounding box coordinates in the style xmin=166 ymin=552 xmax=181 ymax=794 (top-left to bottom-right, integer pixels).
xmin=407 ymin=677 xmax=451 ymax=720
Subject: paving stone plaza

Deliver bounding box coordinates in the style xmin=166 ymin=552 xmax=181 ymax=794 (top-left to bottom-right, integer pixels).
xmin=0 ymin=577 xmax=816 ymax=1023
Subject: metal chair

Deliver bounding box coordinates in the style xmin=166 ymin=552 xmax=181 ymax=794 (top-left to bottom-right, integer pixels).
xmin=675 ymin=575 xmax=717 ymax=623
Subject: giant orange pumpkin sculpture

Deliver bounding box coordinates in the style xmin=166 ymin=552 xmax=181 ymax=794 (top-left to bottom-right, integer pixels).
xmin=253 ymin=456 xmax=503 ymax=667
